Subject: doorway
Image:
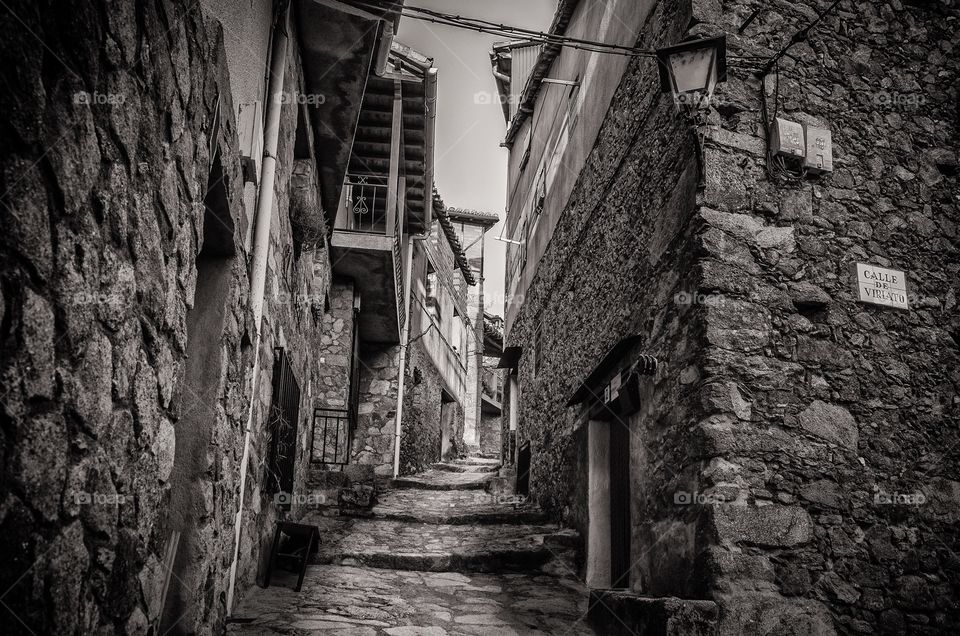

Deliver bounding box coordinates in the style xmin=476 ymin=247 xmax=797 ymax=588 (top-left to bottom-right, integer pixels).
xmin=159 ymin=152 xmax=236 ymax=633
xmin=586 ymin=418 xmax=631 ymax=589
xmin=609 ymin=420 xmax=631 ymax=588
xmin=516 ymin=440 xmax=531 ymax=497
xmin=439 ymin=390 xmax=455 ymax=459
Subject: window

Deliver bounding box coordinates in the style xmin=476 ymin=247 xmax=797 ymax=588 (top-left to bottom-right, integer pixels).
xmin=533 ymin=167 xmax=546 ymax=218
xmin=266 ymin=348 xmax=301 ymax=496
xmin=519 ymin=125 xmax=531 ymax=171
xmin=567 ymin=75 xmax=581 ymax=131
xmin=425 ymin=261 xmax=440 ymax=321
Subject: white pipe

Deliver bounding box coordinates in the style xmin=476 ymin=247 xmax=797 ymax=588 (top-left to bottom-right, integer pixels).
xmin=226 ymin=2 xmax=290 ymax=615
xmin=374 ymin=20 xmax=395 ymax=76
xmin=392 ymin=235 xmax=420 ymax=479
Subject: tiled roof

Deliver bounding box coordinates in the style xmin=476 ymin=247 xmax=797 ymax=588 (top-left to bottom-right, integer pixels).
xmin=446 ymin=207 xmax=500 ymax=227
xmin=432 ymin=190 xmax=477 ymax=286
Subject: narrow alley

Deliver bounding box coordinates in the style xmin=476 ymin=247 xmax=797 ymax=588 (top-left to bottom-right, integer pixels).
xmin=2 ymin=0 xmax=959 ymax=634
xmin=228 ymin=455 xmax=594 ymax=635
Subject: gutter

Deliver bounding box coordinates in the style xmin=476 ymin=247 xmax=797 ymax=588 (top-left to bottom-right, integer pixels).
xmin=502 ymin=0 xmax=581 ymax=147
xmin=373 ymin=18 xmax=395 ymax=76
xmin=226 ymin=0 xmax=290 ymax=615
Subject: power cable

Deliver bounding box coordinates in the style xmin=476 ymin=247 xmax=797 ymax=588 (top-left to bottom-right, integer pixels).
xmin=342 ymin=0 xmax=768 ymax=63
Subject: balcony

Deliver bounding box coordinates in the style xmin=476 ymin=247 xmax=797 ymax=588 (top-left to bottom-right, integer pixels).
xmin=331 ymin=173 xmax=404 ymax=344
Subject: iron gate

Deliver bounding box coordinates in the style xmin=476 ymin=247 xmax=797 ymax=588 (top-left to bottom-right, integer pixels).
xmin=266 ymin=347 xmax=301 ymax=495
xmin=311 ymin=408 xmax=351 ymax=465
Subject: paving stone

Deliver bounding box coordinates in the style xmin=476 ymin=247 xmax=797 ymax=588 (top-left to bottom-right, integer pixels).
xmin=228 ymin=565 xmax=594 ymax=635
xmin=392 ymin=470 xmax=495 ymax=491
xmin=231 ymin=455 xmax=593 ymax=634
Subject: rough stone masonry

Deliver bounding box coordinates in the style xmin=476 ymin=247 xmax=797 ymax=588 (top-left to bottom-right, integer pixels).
xmin=502 ymin=0 xmax=959 ymax=634
xmin=0 ymin=1 xmax=336 ymax=633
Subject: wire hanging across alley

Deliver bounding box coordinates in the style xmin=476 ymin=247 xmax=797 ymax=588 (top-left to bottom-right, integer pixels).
xmin=339 ymin=0 xmax=768 ymax=65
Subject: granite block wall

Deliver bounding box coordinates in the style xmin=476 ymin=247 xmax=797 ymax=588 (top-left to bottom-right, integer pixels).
xmin=503 ymin=0 xmax=959 ymax=634
xmin=0 ymin=1 xmax=332 ymax=633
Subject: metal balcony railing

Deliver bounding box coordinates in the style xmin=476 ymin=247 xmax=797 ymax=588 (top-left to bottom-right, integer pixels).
xmin=311 ymin=408 xmax=352 ymax=465
xmin=343 ymin=174 xmax=389 ymax=233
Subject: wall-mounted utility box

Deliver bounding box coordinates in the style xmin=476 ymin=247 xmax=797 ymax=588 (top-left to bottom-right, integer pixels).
xmin=769 ymin=117 xmax=805 ymax=158
xmin=803 ymin=124 xmax=833 ymax=173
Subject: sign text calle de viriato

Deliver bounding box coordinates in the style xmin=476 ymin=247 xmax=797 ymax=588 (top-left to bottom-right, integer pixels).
xmin=854 ymin=263 xmax=909 ymax=310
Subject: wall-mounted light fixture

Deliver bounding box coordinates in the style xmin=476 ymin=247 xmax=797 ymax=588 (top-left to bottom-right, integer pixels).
xmin=655 ymin=36 xmax=727 ymax=190
xmin=656 ymin=35 xmax=727 ymax=110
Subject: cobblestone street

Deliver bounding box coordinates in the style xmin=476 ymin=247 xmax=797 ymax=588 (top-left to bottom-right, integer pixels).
xmin=3 ymin=1 xmax=958 ymax=633
xmin=228 ymin=458 xmax=595 ymax=635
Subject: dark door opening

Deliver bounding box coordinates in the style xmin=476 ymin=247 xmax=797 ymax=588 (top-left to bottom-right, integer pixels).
xmin=160 ymin=151 xmax=237 ymax=634
xmin=609 ymin=421 xmax=631 ymax=589
xmin=516 ymin=440 xmax=531 ymax=497
xmin=439 ymin=390 xmax=455 ymax=460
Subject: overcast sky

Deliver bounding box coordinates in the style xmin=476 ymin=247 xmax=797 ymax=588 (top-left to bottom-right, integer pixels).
xmin=396 ymin=0 xmax=557 ymax=317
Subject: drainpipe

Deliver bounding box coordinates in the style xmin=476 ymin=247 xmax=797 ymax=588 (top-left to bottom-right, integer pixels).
xmin=392 ymin=235 xmax=424 ymax=478
xmin=373 ymin=19 xmax=395 ymax=76
xmin=225 ymin=1 xmax=290 ymax=615
xmin=422 ymin=67 xmax=438 ymax=227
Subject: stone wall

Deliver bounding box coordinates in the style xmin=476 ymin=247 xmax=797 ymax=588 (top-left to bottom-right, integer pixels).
xmin=398 ymin=338 xmax=447 ymax=475
xmin=503 ymin=0 xmax=959 ymax=634
xmin=350 ymin=343 xmax=400 ymax=477
xmin=0 ymin=2 xmax=333 ymax=633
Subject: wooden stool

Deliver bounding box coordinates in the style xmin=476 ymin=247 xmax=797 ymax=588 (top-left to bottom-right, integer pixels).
xmin=263 ymin=521 xmax=319 ymax=592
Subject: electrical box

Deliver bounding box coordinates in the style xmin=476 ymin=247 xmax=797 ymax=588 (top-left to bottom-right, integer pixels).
xmin=803 ymin=124 xmax=833 ymax=173
xmin=769 ymin=117 xmax=805 ymax=159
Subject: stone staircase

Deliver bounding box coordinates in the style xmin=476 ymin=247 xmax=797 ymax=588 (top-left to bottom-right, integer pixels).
xmin=228 ymin=455 xmax=595 ymax=634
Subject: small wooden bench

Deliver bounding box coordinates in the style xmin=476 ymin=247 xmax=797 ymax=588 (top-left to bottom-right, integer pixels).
xmin=263 ymin=521 xmax=320 ymax=592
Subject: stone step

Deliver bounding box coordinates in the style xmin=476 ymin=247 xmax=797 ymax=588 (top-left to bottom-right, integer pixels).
xmin=309 ymin=519 xmax=572 ymax=574
xmin=355 ymin=488 xmax=548 ymax=525
xmin=431 ymin=461 xmax=500 ymax=473
xmin=392 ymin=469 xmax=495 ymax=491
xmin=228 ymin=564 xmax=596 ymax=635
xmin=458 ymin=456 xmax=501 ymax=465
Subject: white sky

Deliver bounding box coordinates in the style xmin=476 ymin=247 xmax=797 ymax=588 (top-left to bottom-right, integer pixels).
xmin=396 ymin=0 xmax=557 ymax=317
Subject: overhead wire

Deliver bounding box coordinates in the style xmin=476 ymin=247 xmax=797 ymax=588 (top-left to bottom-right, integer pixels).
xmin=341 ymin=0 xmax=768 ymax=64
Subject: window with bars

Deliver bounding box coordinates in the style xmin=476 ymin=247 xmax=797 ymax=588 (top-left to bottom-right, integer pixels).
xmin=266 ymin=348 xmax=301 ymax=496
xmin=311 ymin=408 xmax=351 ymax=465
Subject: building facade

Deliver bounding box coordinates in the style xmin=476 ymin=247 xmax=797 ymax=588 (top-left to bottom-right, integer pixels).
xmin=0 ymin=1 xmax=474 ymax=634
xmin=494 ymin=0 xmax=960 ymax=634
xmin=445 ymin=208 xmax=499 ymax=450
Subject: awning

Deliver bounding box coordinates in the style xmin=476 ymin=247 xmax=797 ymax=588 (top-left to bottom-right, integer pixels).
xmin=497 ymin=345 xmax=522 ymax=370
xmin=566 ymin=335 xmax=656 ymax=407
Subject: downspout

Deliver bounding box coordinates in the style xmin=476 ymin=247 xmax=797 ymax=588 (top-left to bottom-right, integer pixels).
xmin=393 ymin=64 xmax=437 ymax=477
xmin=373 ymin=19 xmax=395 ymax=76
xmin=422 ymin=67 xmax=438 ymax=226
xmin=226 ymin=0 xmax=290 ymax=615
xmin=392 ymin=236 xmax=418 ymax=479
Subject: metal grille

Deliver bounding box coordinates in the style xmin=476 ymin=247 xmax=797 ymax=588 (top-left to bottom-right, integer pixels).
xmin=266 ymin=348 xmax=301 ymax=495
xmin=311 ymin=408 xmax=351 ymax=465
xmin=344 ymin=173 xmax=388 ymax=232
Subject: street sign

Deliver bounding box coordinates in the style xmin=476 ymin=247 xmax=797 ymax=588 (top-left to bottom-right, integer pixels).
xmin=854 ymin=263 xmax=909 ymax=310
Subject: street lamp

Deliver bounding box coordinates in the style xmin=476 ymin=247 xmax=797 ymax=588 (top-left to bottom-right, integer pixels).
xmin=656 ymin=35 xmax=727 ymax=110
xmin=655 ymin=35 xmax=727 ymax=189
